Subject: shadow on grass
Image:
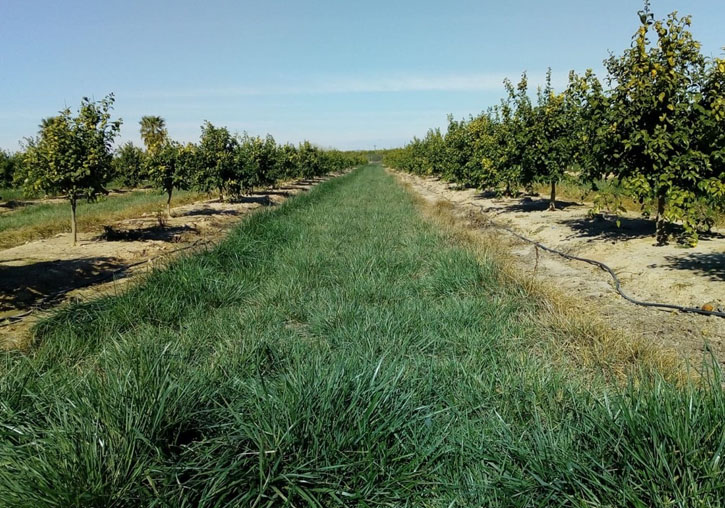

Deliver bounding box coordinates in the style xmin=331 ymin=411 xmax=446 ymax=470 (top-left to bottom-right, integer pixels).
xmin=0 ymin=256 xmax=124 ymax=311
xmin=665 ymin=253 xmax=725 ymax=282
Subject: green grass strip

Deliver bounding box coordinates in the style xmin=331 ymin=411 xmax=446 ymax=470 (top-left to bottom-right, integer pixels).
xmin=0 ymin=165 xmax=723 ymax=507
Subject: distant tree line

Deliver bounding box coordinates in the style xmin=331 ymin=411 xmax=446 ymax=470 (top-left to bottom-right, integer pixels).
xmin=384 ymin=1 xmax=725 ymax=246
xmin=4 ymin=99 xmax=365 ymax=245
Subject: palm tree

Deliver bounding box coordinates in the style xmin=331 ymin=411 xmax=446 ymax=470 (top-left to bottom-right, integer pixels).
xmin=139 ymin=116 xmax=168 ymax=153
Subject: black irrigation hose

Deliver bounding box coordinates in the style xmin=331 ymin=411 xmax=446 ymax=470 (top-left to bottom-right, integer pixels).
xmin=469 ymin=204 xmax=725 ymax=319
xmin=0 ymin=239 xmax=215 ymax=328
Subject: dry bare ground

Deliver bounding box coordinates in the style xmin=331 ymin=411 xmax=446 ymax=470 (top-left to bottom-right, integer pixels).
xmin=0 ymin=177 xmax=332 ymax=348
xmin=395 ymin=170 xmax=725 ymax=366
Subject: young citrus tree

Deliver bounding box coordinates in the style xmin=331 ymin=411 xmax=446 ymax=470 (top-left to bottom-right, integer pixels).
xmin=275 ymin=143 xmax=299 ymax=181
xmin=602 ymin=2 xmax=712 ymax=244
xmin=145 ymin=141 xmax=192 ymax=215
xmin=112 ymin=142 xmax=146 ymax=188
xmin=251 ymin=135 xmax=280 ymax=189
xmin=296 ymin=141 xmax=324 ymax=179
xmin=499 ymin=73 xmax=532 ymax=195
xmin=521 ymin=69 xmax=581 ymax=210
xmin=20 ymin=95 xmax=121 ymax=245
xmin=0 ymin=150 xmax=20 ymax=189
xmin=196 ymin=121 xmax=238 ymax=201
xmin=693 ymin=54 xmax=725 ymax=230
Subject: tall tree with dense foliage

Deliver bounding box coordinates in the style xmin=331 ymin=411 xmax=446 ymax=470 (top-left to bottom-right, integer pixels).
xmin=20 ymin=95 xmax=121 ymax=245
xmin=601 ymin=1 xmax=713 ymax=244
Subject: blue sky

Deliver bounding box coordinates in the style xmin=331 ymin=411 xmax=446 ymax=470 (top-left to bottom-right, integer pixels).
xmin=1 ymin=0 xmax=723 ymax=151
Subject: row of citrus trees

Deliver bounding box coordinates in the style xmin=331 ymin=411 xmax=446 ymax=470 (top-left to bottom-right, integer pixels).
xmin=1 ymin=96 xmax=366 ymax=245
xmin=384 ymin=2 xmax=724 ymax=246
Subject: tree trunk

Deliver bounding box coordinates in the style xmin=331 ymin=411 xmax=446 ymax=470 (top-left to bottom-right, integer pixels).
xmin=167 ymin=188 xmax=173 ymax=217
xmin=655 ymin=194 xmax=667 ymax=245
xmin=219 ymin=186 xmax=224 ymax=202
xmin=70 ymin=196 xmax=77 ymax=246
xmin=548 ymin=180 xmax=557 ymax=211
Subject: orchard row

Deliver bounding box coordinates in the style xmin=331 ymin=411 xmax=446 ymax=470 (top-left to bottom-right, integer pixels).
xmin=384 ymin=2 xmax=724 ymax=246
xmin=1 ymin=97 xmax=365 ymax=244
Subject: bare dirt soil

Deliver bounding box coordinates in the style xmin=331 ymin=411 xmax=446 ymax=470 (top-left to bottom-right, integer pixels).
xmin=396 ymin=170 xmax=725 ymax=366
xmin=0 ymin=178 xmax=329 ymax=348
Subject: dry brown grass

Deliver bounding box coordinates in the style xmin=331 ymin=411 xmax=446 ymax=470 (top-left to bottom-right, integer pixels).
xmin=398 ymin=177 xmax=686 ymax=385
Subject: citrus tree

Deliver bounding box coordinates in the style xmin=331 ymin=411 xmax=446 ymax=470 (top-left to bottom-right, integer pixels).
xmin=251 ymin=135 xmax=280 ymax=189
xmin=692 ymin=54 xmax=725 ymax=231
xmin=500 ymin=73 xmax=532 ymax=195
xmin=0 ymin=150 xmax=21 ymax=189
xmin=602 ymin=2 xmax=713 ymax=244
xmin=196 ymin=121 xmax=238 ymax=201
xmin=275 ymin=143 xmax=299 ymax=181
xmin=145 ymin=141 xmax=192 ymax=215
xmin=20 ymin=95 xmax=121 ymax=245
xmin=520 ymin=69 xmax=581 ymax=210
xmin=112 ymin=142 xmax=146 ymax=188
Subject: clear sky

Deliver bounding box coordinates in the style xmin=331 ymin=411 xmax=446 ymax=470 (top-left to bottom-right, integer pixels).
xmin=1 ymin=0 xmax=723 ymax=151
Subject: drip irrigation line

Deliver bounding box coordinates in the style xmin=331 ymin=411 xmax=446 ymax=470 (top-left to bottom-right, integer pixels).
xmin=469 ymin=204 xmax=725 ymax=319
xmin=0 ymin=239 xmax=216 ymax=328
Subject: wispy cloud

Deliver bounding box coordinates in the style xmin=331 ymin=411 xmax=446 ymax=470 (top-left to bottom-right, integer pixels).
xmin=126 ymin=71 xmax=570 ymax=100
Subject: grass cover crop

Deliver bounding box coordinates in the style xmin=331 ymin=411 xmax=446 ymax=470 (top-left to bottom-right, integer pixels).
xmin=0 ymin=165 xmax=723 ymax=506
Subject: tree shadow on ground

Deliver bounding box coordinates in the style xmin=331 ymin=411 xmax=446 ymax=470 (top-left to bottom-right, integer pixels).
xmin=257 ymin=190 xmax=290 ymax=197
xmin=664 ymin=253 xmax=725 ymax=282
xmin=502 ymin=197 xmax=582 ymax=213
xmin=0 ymin=257 xmax=124 ymax=311
xmin=97 ymin=224 xmax=198 ymax=242
xmin=562 ymin=215 xmax=656 ymax=241
xmin=228 ymin=195 xmax=273 ymax=206
xmin=564 ymin=215 xmax=725 ymax=243
xmin=0 ymin=200 xmax=29 ymax=210
xmin=178 ymin=208 xmax=241 ymax=218
xmin=472 ymin=190 xmax=501 ymax=200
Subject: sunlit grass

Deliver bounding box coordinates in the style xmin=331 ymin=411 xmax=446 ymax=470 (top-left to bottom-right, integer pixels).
xmin=0 ymin=165 xmax=722 ymax=506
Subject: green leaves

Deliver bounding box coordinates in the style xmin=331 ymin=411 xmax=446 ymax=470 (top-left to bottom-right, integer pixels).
xmin=600 ymin=5 xmax=720 ymax=245
xmin=112 ymin=142 xmax=146 ymax=187
xmin=19 ymin=95 xmax=121 ymax=203
xmin=387 ymin=2 xmax=724 ymax=247
xmin=139 ymin=116 xmax=168 ymax=154
xmin=16 ymin=94 xmax=121 ymax=244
